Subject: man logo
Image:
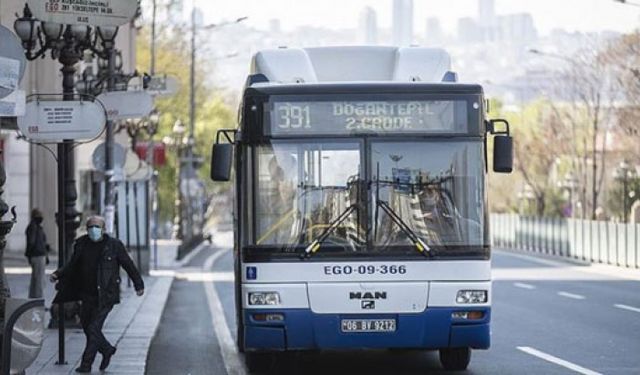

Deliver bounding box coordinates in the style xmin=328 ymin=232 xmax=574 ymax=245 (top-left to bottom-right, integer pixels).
xmin=349 ymin=291 xmax=387 ymax=300
xmin=361 ymin=300 xmax=375 ymax=310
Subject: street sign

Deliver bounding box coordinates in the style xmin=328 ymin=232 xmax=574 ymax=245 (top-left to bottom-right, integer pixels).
xmin=92 ymin=141 xmax=127 ymax=171
xmin=97 ymin=91 xmax=153 ymax=120
xmin=134 ymin=142 xmax=167 ymax=166
xmin=0 ymin=90 xmax=26 ymax=118
xmin=26 ymin=0 xmax=138 ymax=27
xmin=0 ymin=26 xmax=27 ymax=99
xmin=17 ymin=99 xmax=106 ymax=141
xmin=146 ymin=76 xmax=179 ymax=97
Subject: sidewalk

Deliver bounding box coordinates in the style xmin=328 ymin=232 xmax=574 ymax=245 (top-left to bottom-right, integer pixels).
xmin=4 ymin=246 xmax=177 ymax=374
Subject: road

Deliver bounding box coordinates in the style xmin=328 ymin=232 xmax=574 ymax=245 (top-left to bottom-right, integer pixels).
xmin=147 ymin=231 xmax=640 ymax=374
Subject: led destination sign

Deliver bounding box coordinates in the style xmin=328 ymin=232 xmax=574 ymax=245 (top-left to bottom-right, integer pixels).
xmin=270 ymin=100 xmax=467 ymax=135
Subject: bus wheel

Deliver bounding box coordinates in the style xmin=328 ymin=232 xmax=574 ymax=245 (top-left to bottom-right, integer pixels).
xmin=439 ymin=347 xmax=471 ymax=371
xmin=245 ymin=352 xmax=274 ymax=373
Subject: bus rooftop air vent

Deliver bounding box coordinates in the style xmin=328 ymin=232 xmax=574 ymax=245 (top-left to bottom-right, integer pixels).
xmin=442 ymin=71 xmax=458 ymax=82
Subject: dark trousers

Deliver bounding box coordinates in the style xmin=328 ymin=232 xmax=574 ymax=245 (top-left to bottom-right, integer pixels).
xmin=80 ymin=298 xmax=114 ymax=365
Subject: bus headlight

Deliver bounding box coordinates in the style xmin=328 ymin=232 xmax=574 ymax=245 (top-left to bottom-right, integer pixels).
xmin=248 ymin=292 xmax=281 ymax=306
xmin=456 ymin=290 xmax=488 ymax=304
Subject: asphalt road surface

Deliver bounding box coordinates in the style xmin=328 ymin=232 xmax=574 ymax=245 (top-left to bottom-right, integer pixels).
xmin=147 ymin=231 xmax=640 ymax=375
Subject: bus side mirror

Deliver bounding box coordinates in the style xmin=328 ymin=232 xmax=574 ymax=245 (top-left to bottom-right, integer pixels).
xmin=493 ymin=136 xmax=513 ymax=173
xmin=210 ymin=143 xmax=233 ymax=181
xmin=488 ymin=119 xmax=513 ymax=174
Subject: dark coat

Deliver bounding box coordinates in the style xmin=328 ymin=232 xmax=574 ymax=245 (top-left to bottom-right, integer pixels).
xmin=25 ymin=220 xmax=48 ymax=258
xmin=53 ymin=234 xmax=144 ymax=308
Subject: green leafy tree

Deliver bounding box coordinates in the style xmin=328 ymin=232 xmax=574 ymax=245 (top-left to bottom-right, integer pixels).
xmin=489 ymin=99 xmax=572 ymax=217
xmin=136 ymin=28 xmax=235 ymax=224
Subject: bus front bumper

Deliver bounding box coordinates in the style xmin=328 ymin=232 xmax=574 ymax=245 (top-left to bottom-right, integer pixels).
xmin=243 ymin=307 xmax=490 ymax=351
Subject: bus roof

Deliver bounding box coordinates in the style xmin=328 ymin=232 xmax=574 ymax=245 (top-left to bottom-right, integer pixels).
xmin=249 ymin=46 xmax=457 ymax=86
xmin=244 ymin=82 xmax=484 ymax=97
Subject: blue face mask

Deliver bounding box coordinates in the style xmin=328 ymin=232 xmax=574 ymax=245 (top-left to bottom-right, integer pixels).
xmin=88 ymin=226 xmax=103 ymax=242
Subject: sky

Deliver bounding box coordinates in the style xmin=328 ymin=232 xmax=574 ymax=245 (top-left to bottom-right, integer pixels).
xmin=194 ymin=0 xmax=640 ymax=35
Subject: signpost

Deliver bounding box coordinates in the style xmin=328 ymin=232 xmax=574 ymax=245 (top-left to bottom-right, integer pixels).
xmin=26 ymin=0 xmax=138 ymax=27
xmin=17 ymin=99 xmax=106 ymax=142
xmin=0 ymin=26 xmax=27 ymax=100
xmin=97 ymin=91 xmax=153 ymax=120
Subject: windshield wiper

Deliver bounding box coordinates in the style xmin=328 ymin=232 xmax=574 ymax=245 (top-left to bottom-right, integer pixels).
xmin=302 ymin=204 xmax=357 ymax=259
xmin=377 ymin=200 xmax=431 ymax=256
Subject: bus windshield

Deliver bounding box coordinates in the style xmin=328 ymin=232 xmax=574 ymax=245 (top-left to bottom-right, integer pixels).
xmin=253 ymin=140 xmax=485 ymax=256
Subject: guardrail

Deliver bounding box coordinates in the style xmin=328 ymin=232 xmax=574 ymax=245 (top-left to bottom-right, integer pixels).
xmin=1 ymin=299 xmax=45 ymax=375
xmin=490 ymin=214 xmax=640 ymax=269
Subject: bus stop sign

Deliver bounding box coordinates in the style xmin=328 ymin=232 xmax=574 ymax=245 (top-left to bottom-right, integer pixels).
xmin=26 ymin=0 xmax=138 ymax=27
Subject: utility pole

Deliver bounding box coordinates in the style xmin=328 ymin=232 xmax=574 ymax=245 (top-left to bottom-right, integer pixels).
xmin=186 ymin=7 xmax=198 ymax=242
xmin=151 ymin=0 xmax=157 ymax=76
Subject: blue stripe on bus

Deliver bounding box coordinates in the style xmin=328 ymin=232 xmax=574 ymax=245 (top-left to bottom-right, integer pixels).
xmin=243 ymin=307 xmax=490 ymax=351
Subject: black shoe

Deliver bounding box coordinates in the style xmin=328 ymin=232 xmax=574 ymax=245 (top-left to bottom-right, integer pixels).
xmin=100 ymin=346 xmax=116 ymax=371
xmin=75 ymin=365 xmax=91 ymax=373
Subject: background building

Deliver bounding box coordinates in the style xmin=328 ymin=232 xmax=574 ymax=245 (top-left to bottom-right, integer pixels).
xmin=392 ymin=0 xmax=413 ymax=46
xmin=358 ymin=6 xmax=378 ymax=45
xmin=425 ymin=17 xmax=444 ymax=46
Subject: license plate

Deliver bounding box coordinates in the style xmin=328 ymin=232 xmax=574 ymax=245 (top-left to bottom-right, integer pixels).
xmin=341 ymin=319 xmax=396 ymax=333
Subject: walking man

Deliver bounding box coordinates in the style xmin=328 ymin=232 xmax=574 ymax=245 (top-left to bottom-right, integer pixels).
xmin=50 ymin=215 xmax=144 ymax=373
xmin=25 ymin=208 xmax=49 ymax=298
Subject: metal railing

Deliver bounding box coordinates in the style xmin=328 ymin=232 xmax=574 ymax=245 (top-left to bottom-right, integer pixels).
xmin=490 ymin=214 xmax=640 ymax=269
xmin=1 ymin=299 xmax=45 ymax=375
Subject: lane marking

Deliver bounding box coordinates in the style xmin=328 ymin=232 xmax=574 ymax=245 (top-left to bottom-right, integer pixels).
xmin=203 ymin=248 xmax=248 ymax=375
xmin=514 ymin=282 xmax=536 ymax=290
xmin=177 ymin=241 xmax=209 ymax=267
xmin=557 ymin=291 xmax=585 ymax=300
xmin=178 ymin=271 xmax=234 ymax=282
xmin=517 ymin=346 xmax=602 ymax=375
xmin=5 ymin=267 xmax=55 ymax=275
xmin=614 ymin=304 xmax=640 ymax=313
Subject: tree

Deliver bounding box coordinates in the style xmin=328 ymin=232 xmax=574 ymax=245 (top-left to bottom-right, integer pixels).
xmin=135 ymin=24 xmax=235 ymax=224
xmin=603 ymin=31 xmax=640 ymax=162
xmin=489 ymin=99 xmax=572 ymax=217
xmin=546 ymin=44 xmax=620 ymax=220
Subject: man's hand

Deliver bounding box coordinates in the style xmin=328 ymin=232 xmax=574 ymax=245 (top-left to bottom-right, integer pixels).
xmin=49 ymin=273 xmax=58 ymax=283
xmin=136 ymin=289 xmax=144 ymax=296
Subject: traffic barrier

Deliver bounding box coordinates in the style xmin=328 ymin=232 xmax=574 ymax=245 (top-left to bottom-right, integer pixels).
xmin=490 ymin=214 xmax=640 ymax=269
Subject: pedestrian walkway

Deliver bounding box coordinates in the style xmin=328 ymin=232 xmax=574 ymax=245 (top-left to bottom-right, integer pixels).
xmin=4 ymin=248 xmax=175 ymax=374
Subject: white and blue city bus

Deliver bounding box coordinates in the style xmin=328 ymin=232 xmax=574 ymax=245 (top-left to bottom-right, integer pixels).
xmin=210 ymin=47 xmax=513 ymax=372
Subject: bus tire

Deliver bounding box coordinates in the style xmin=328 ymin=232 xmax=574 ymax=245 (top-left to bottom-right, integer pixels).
xmin=245 ymin=352 xmax=274 ymax=373
xmin=439 ymin=347 xmax=471 ymax=371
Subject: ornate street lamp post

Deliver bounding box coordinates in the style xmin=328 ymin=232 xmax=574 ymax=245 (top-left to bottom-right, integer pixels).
xmin=164 ymin=120 xmax=186 ymax=240
xmin=614 ymin=160 xmax=638 ymax=223
xmin=14 ymin=5 xmax=118 ymax=364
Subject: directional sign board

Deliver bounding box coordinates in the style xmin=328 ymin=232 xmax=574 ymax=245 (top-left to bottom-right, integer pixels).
xmin=147 ymin=76 xmax=179 ymax=97
xmin=18 ymin=100 xmax=106 ymax=142
xmin=27 ymin=0 xmax=138 ymax=27
xmin=97 ymin=91 xmax=153 ymax=120
xmin=0 ymin=25 xmax=27 ymax=99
